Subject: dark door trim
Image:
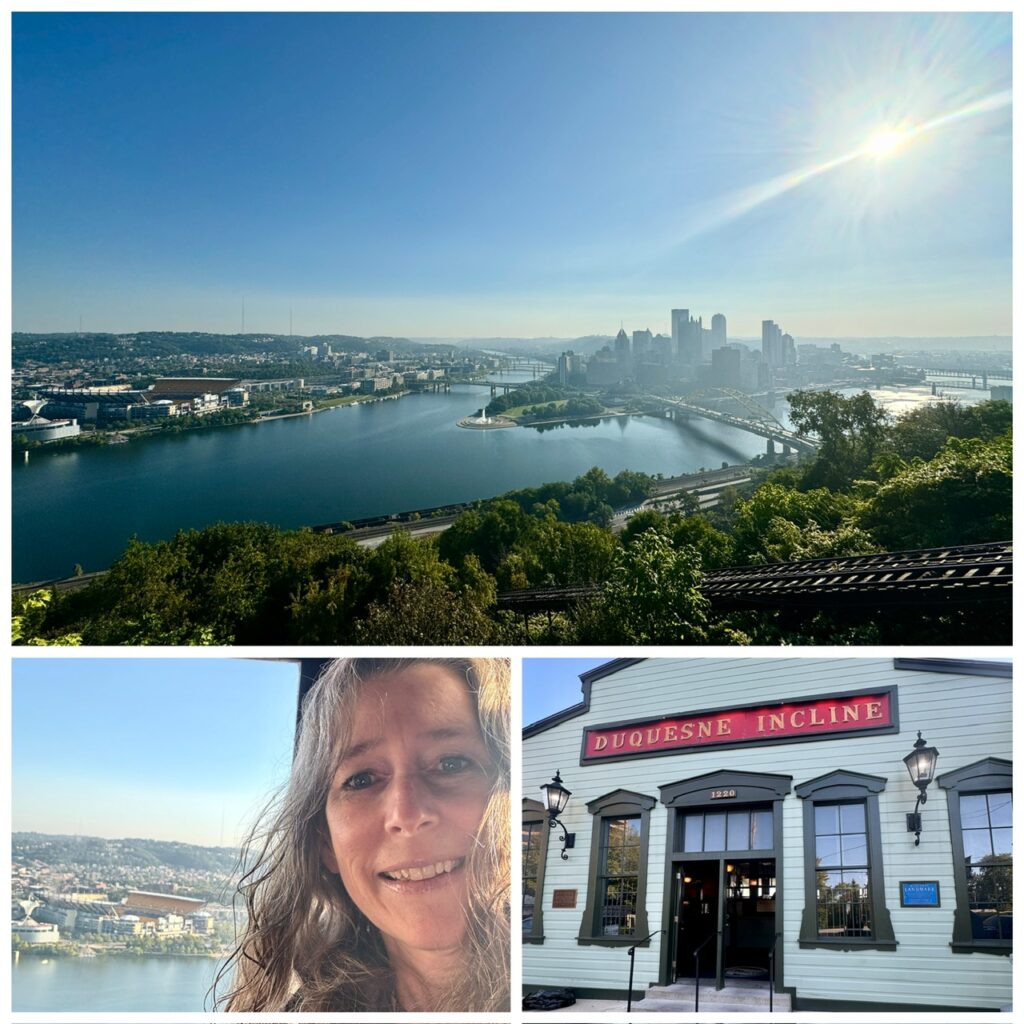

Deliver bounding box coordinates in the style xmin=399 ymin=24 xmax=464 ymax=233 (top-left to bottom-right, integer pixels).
xmin=658 ymin=769 xmax=791 ymax=993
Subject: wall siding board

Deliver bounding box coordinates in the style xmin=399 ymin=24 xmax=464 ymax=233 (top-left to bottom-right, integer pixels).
xmin=523 ymin=658 xmax=1011 ymax=1010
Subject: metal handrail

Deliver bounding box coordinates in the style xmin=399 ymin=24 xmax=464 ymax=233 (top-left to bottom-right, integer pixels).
xmin=625 ymin=931 xmax=662 ymax=1013
xmin=768 ymin=930 xmax=782 ymax=1012
xmin=693 ymin=931 xmax=719 ymax=1012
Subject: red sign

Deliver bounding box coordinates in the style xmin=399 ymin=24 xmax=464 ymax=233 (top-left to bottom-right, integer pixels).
xmin=582 ymin=690 xmax=894 ymax=762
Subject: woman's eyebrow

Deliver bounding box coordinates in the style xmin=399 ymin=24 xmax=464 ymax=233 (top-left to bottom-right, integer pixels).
xmin=337 ymin=736 xmax=381 ymax=764
xmin=420 ymin=725 xmax=477 ymax=743
xmin=337 ymin=726 xmax=478 ymax=765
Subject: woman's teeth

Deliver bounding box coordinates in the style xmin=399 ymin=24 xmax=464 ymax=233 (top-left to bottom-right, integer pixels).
xmin=384 ymin=858 xmax=461 ymax=881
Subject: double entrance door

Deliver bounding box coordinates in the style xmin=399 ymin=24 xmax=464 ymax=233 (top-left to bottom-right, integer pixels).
xmin=672 ymin=858 xmax=777 ymax=988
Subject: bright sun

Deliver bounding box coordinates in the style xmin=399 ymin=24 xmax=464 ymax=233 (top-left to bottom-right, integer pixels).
xmin=863 ymin=128 xmax=909 ymax=159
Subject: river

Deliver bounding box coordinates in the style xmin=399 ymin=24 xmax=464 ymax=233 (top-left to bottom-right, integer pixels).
xmin=12 ymin=953 xmax=223 ymax=1012
xmin=11 ymin=378 xmax=985 ymax=582
xmin=12 ymin=381 xmax=764 ymax=581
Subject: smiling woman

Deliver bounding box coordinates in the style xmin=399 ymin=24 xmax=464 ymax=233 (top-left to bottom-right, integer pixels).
xmin=216 ymin=658 xmax=510 ymax=1012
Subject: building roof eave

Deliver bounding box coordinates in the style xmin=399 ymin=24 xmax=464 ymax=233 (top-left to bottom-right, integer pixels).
xmin=523 ymin=658 xmax=646 ymax=738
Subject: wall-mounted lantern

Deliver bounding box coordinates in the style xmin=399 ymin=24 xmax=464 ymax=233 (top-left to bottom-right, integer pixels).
xmin=903 ymin=731 xmax=940 ymax=846
xmin=540 ymin=770 xmax=575 ymax=860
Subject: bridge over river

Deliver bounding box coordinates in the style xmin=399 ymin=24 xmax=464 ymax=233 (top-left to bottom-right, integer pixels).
xmin=646 ymin=394 xmax=820 ymax=455
xmin=918 ymin=367 xmax=1013 ymax=391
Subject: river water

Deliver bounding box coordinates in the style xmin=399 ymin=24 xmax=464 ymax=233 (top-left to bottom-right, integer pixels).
xmin=11 ymin=378 xmax=984 ymax=582
xmin=12 ymin=953 xmax=222 ymax=1012
xmin=12 ymin=382 xmax=764 ymax=581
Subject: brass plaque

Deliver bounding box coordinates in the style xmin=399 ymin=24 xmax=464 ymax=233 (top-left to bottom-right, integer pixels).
xmin=552 ymin=889 xmax=578 ymax=908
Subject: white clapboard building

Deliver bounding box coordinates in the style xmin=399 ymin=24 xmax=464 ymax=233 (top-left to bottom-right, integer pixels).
xmin=522 ymin=657 xmax=1011 ymax=1012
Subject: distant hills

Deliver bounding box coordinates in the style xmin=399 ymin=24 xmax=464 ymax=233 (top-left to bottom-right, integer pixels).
xmin=11 ymin=330 xmax=456 ymax=367
xmin=13 ymin=832 xmax=239 ymax=873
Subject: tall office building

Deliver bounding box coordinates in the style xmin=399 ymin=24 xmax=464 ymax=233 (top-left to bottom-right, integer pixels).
xmin=673 ymin=309 xmax=704 ymax=364
xmin=557 ymin=350 xmax=584 ymax=385
xmin=652 ymin=333 xmax=673 ymax=365
xmin=671 ymin=309 xmax=689 ymax=359
xmin=781 ymin=332 xmax=796 ymax=366
xmin=710 ymin=345 xmax=741 ymax=388
xmin=614 ymin=328 xmax=631 ymax=372
xmin=762 ymin=319 xmax=783 ymax=368
xmin=710 ymin=313 xmax=727 ymax=352
xmin=632 ymin=329 xmax=653 ymax=361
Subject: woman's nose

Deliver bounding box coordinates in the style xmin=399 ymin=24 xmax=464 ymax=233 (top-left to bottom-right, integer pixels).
xmin=384 ymin=773 xmax=439 ymax=834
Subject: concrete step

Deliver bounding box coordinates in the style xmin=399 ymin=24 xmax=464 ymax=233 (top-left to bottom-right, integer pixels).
xmin=637 ymin=998 xmax=791 ymax=1013
xmin=641 ymin=982 xmax=791 ymax=1012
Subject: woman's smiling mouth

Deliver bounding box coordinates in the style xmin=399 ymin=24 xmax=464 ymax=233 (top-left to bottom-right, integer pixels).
xmin=379 ymin=857 xmax=466 ymax=883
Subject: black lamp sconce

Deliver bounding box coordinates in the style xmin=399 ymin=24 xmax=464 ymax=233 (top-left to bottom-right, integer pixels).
xmin=540 ymin=770 xmax=576 ymax=860
xmin=904 ymin=731 xmax=940 ymax=846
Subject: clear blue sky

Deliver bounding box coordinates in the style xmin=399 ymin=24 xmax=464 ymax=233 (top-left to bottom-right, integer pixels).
xmin=12 ymin=659 xmax=299 ymax=847
xmin=523 ymin=658 xmax=609 ymax=726
xmin=13 ymin=12 xmax=1011 ymax=339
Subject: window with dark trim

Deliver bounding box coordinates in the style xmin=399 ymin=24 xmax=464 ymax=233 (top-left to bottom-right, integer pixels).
xmin=813 ymin=801 xmax=872 ymax=939
xmin=938 ymin=757 xmax=1012 ymax=955
xmin=578 ymin=789 xmax=654 ymax=946
xmin=795 ymin=770 xmax=896 ymax=950
xmin=522 ymin=798 xmax=550 ymax=943
xmin=681 ymin=806 xmax=774 ymax=852
xmin=597 ymin=816 xmax=641 ymax=936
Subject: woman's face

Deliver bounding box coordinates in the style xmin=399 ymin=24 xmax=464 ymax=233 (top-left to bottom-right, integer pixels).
xmin=321 ymin=664 xmax=494 ymax=957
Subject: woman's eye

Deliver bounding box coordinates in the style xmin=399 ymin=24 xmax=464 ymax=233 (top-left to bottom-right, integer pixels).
xmin=342 ymin=770 xmax=376 ymax=790
xmin=438 ymin=755 xmax=473 ymax=774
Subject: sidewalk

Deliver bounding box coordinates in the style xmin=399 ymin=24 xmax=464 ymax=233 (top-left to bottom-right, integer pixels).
xmin=549 ymin=998 xmax=628 ymax=1012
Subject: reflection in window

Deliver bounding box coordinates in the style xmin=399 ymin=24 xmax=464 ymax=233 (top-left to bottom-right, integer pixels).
xmin=522 ymin=821 xmax=542 ymax=936
xmin=681 ymin=807 xmax=773 ymax=852
xmin=959 ymin=792 xmax=1012 ymax=941
xmin=814 ymin=802 xmax=871 ymax=938
xmin=599 ymin=817 xmax=640 ymax=936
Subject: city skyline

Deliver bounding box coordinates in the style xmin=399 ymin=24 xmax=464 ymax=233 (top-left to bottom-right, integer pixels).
xmin=13 ymin=12 xmax=1011 ymax=338
xmin=12 ymin=659 xmax=299 ymax=847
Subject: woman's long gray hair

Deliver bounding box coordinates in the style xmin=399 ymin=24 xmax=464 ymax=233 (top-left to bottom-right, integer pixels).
xmin=215 ymin=658 xmax=510 ymax=1011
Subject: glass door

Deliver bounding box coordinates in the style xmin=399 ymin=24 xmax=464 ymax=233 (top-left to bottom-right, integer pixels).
xmin=674 ymin=859 xmax=719 ymax=979
xmin=723 ymin=859 xmax=777 ymax=979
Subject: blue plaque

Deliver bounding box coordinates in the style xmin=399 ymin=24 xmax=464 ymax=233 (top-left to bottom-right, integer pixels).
xmin=900 ymin=881 xmax=940 ymax=907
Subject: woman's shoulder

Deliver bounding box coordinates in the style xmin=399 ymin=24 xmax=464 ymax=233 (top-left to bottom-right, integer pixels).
xmin=282 ymin=983 xmax=388 ymax=1013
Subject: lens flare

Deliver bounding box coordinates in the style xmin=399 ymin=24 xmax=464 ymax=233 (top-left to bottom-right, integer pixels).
xmin=675 ymin=89 xmax=1010 ymax=245
xmin=863 ymin=128 xmax=909 ymax=159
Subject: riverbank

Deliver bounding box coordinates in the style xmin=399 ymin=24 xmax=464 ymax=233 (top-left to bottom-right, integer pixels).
xmin=14 ymin=946 xmax=225 ymax=959
xmin=518 ymin=409 xmax=634 ymax=428
xmin=17 ymin=388 xmax=417 ymax=457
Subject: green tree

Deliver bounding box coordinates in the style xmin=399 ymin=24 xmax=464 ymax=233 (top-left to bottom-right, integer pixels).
xmin=667 ymin=514 xmax=735 ymax=570
xmin=572 ymin=532 xmax=726 ymax=644
xmin=28 ymin=523 xmax=367 ymax=645
xmin=438 ymin=500 xmax=536 ymax=574
xmin=363 ymin=530 xmax=453 ymax=601
xmin=287 ymin=563 xmax=368 ymax=644
xmin=500 ymin=519 xmax=617 ymax=588
xmin=620 ymin=509 xmax=668 ymax=545
xmin=353 ymin=576 xmax=496 ymax=644
xmin=889 ymin=399 xmax=1013 ymax=462
xmin=730 ymin=483 xmax=864 ymax=564
xmin=862 ymin=433 xmax=1012 ymax=549
xmin=788 ymin=390 xmax=891 ymax=490
xmin=12 ymin=590 xmax=83 ymax=645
